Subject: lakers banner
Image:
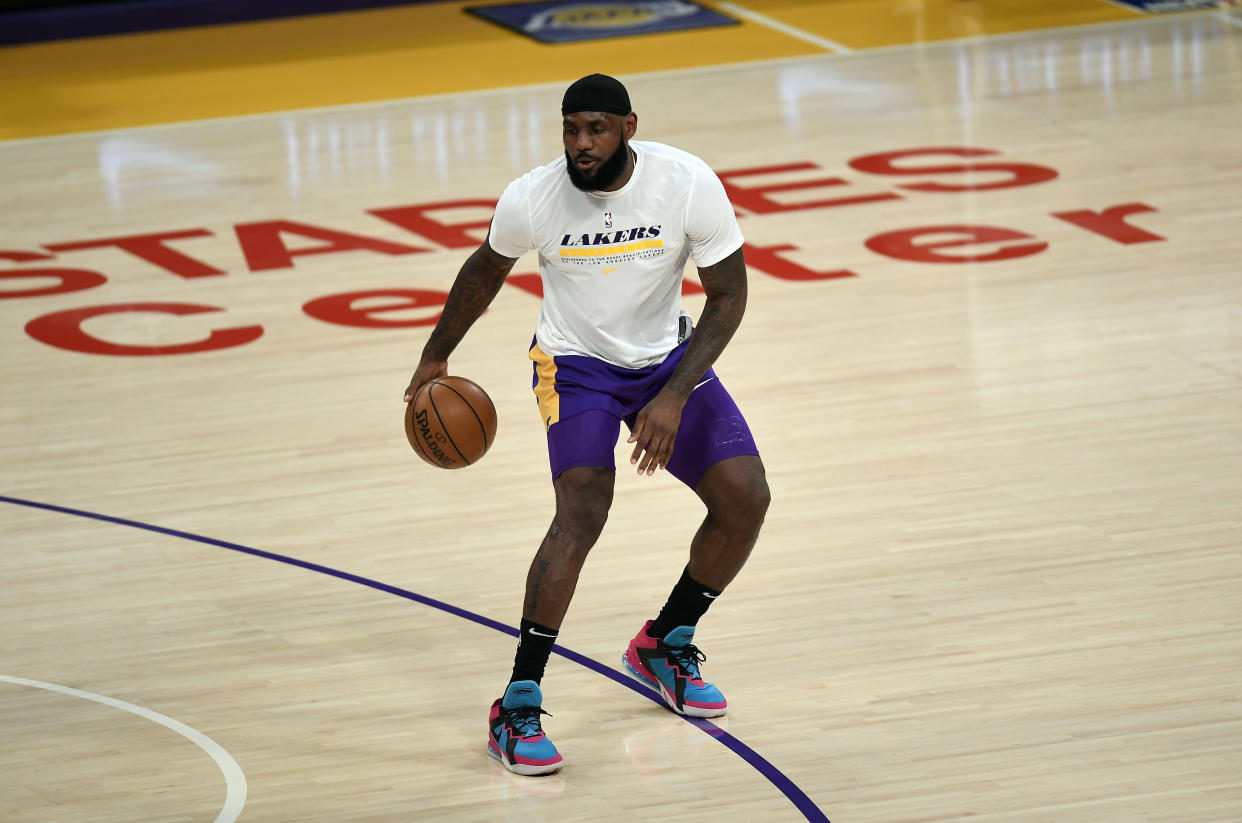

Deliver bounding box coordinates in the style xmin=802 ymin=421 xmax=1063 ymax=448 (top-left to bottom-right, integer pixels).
xmin=465 ymin=0 xmax=738 ymax=44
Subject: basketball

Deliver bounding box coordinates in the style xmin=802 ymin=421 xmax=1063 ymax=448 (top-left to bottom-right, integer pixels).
xmin=404 ymin=376 xmax=498 ymax=469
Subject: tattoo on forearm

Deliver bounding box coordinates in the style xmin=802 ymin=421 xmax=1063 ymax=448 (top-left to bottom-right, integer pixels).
xmin=425 ymin=247 xmax=513 ymax=359
xmin=666 ymin=248 xmax=748 ymax=397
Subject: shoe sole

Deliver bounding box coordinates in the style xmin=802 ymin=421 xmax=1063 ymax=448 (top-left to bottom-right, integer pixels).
xmin=621 ymin=654 xmax=728 ymax=718
xmin=487 ymin=741 xmax=563 ymax=776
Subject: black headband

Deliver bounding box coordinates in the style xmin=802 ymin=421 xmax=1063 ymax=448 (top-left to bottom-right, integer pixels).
xmin=561 ymin=73 xmax=631 ymax=116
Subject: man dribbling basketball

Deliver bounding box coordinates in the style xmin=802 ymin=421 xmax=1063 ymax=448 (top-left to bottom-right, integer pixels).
xmin=403 ymin=73 xmax=770 ymax=776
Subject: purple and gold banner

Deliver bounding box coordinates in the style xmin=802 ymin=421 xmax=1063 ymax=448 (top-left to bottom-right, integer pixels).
xmin=465 ymin=0 xmax=738 ymax=44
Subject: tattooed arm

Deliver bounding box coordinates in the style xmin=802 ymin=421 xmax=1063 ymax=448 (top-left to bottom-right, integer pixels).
xmin=403 ymin=241 xmax=518 ymax=402
xmin=627 ymin=246 xmax=749 ymax=474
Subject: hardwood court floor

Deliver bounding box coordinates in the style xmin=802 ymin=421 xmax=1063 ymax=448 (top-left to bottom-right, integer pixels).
xmin=3 ymin=4 xmax=1241 ymax=822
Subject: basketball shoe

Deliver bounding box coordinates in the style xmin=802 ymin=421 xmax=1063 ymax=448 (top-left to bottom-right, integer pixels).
xmin=623 ymin=620 xmax=728 ymax=717
xmin=487 ymin=680 xmax=563 ymax=776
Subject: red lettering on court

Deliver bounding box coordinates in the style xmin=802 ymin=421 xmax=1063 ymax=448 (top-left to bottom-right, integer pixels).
xmin=0 ymin=145 xmax=1173 ymax=359
xmin=369 ymin=200 xmax=498 ymax=248
xmin=717 ymin=163 xmax=901 ymax=215
xmin=848 ymin=148 xmax=1058 ymax=192
xmin=0 ymin=251 xmax=55 ymax=263
xmin=743 ymin=242 xmax=857 ymax=280
xmin=1 ymin=267 xmax=108 ymax=298
xmin=505 ymin=273 xmax=543 ymax=298
xmin=44 ymin=230 xmax=224 ymax=278
xmin=1051 ymin=203 xmax=1165 ymax=244
xmin=234 ymin=220 xmax=428 ymax=271
xmin=303 ymin=289 xmax=450 ymax=328
xmin=866 ymin=225 xmax=1048 ymax=263
xmin=0 ymin=250 xmax=108 ymax=298
xmin=25 ymin=302 xmax=263 ymax=355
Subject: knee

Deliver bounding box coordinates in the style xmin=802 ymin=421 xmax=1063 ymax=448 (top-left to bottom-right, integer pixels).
xmin=739 ymin=472 xmax=771 ymax=526
xmin=552 ymin=468 xmax=614 ymax=546
xmin=556 ymin=496 xmax=610 ymax=544
xmin=708 ymin=464 xmax=770 ymax=530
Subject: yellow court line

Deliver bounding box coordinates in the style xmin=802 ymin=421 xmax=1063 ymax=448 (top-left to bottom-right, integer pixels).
xmin=0 ymin=1 xmax=817 ymax=141
xmin=0 ymin=0 xmax=1190 ymax=141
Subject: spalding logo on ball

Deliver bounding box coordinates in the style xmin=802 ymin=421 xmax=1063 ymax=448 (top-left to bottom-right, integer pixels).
xmin=404 ymin=376 xmax=498 ymax=469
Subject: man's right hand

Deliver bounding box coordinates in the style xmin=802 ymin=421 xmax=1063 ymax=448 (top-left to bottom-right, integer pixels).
xmin=404 ymin=358 xmax=448 ymax=403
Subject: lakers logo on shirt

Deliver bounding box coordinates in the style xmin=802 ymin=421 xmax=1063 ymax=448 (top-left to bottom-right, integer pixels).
xmin=558 ymin=225 xmax=664 ymax=266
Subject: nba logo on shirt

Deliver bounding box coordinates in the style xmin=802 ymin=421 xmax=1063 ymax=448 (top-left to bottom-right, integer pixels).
xmin=604 ymin=212 xmax=613 ymax=228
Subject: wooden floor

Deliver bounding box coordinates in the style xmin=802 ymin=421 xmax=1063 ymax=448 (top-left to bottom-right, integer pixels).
xmin=3 ymin=3 xmax=1242 ymax=822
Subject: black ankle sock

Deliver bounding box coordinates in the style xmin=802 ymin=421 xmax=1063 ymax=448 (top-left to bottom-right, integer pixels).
xmin=510 ymin=619 xmax=559 ymax=685
xmin=648 ymin=567 xmax=722 ymax=640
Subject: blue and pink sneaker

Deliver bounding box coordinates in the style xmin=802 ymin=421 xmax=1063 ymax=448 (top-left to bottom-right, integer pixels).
xmin=623 ymin=620 xmax=728 ymax=717
xmin=487 ymin=680 xmax=563 ymax=776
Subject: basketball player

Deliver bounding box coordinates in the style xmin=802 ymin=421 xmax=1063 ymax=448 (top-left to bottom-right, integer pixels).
xmin=404 ymin=74 xmax=769 ymax=776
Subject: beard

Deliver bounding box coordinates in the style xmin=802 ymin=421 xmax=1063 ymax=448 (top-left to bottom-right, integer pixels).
xmin=565 ymin=137 xmax=630 ymax=192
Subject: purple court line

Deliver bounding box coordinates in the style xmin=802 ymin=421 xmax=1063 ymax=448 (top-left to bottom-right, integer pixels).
xmin=1 ymin=494 xmax=828 ymax=823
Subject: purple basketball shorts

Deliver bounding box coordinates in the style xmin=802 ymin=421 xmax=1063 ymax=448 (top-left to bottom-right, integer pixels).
xmin=529 ymin=338 xmax=760 ymax=489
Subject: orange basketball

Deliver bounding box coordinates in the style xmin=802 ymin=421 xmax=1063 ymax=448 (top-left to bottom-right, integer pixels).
xmin=404 ymin=376 xmax=498 ymax=469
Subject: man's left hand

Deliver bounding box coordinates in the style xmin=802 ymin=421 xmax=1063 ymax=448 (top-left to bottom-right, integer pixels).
xmin=627 ymin=389 xmax=687 ymax=476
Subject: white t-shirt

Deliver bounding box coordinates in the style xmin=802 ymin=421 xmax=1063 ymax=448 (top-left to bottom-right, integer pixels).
xmin=487 ymin=140 xmax=744 ymax=368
